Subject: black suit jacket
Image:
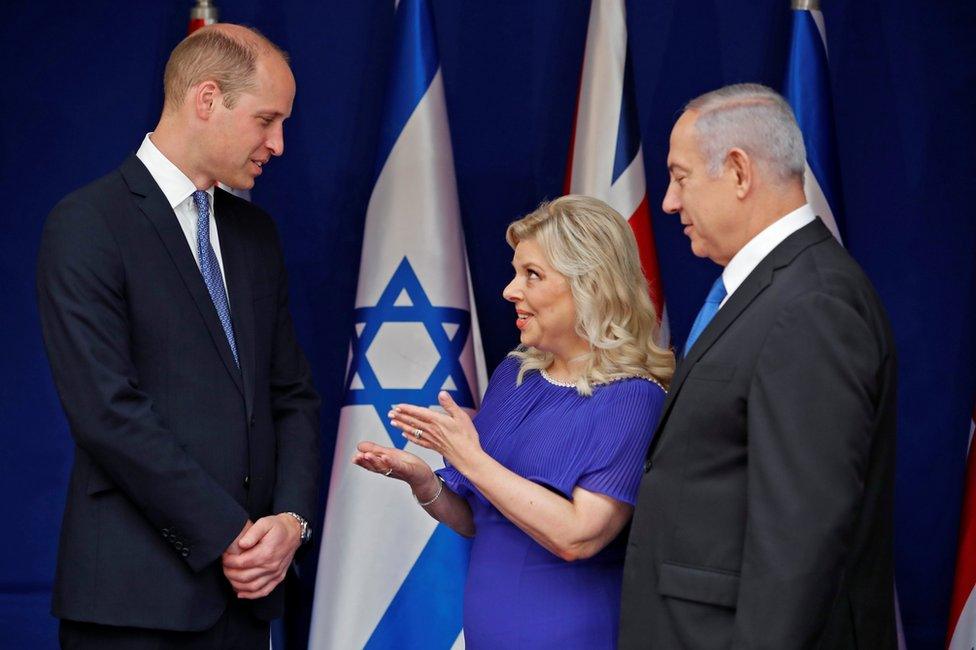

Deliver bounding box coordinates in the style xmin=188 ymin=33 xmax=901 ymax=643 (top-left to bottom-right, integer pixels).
xmin=37 ymin=155 xmax=320 ymax=631
xmin=619 ymin=219 xmax=897 ymax=649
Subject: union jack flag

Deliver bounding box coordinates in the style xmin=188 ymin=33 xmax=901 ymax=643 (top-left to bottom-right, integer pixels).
xmin=565 ymin=0 xmax=668 ymax=344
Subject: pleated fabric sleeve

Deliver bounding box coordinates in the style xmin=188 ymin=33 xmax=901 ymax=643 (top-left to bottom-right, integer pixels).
xmin=575 ymin=380 xmax=663 ymax=505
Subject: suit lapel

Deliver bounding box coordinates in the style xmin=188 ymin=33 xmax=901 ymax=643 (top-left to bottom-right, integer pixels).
xmin=120 ymin=155 xmax=244 ymax=396
xmin=647 ymin=218 xmax=833 ymax=459
xmin=215 ymin=190 xmax=256 ymax=422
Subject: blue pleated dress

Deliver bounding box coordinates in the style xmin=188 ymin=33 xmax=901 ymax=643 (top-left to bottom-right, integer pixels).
xmin=438 ymin=356 xmax=666 ymax=649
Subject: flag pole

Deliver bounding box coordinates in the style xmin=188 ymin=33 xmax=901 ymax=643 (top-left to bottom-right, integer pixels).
xmin=791 ymin=0 xmax=820 ymax=9
xmin=189 ymin=0 xmax=219 ymax=34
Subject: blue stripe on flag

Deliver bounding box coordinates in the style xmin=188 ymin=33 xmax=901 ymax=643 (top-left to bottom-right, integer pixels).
xmin=365 ymin=524 xmax=471 ymax=649
xmin=784 ymin=10 xmax=844 ymax=227
xmin=374 ymin=0 xmax=440 ymax=178
xmin=611 ymin=51 xmax=641 ymax=185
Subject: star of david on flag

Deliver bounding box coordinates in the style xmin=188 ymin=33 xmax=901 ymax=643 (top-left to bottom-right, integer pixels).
xmin=345 ymin=257 xmax=476 ymax=450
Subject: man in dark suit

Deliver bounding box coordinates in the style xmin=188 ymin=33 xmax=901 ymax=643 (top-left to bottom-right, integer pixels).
xmin=37 ymin=24 xmax=320 ymax=649
xmin=619 ymin=84 xmax=897 ymax=649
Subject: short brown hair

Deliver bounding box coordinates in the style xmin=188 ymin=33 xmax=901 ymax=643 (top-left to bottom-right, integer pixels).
xmin=162 ymin=26 xmax=288 ymax=111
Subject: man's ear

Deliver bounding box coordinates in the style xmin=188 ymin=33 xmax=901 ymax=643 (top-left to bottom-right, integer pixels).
xmin=725 ymin=147 xmax=752 ymax=199
xmin=193 ymin=80 xmax=221 ymax=120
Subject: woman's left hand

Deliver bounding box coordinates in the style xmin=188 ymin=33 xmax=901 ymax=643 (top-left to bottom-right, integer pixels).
xmin=390 ymin=391 xmax=485 ymax=473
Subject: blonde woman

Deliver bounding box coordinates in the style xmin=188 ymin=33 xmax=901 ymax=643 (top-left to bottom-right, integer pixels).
xmin=354 ymin=195 xmax=674 ymax=648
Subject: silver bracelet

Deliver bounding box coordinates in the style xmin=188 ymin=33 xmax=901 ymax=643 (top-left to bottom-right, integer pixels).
xmin=415 ymin=475 xmax=445 ymax=507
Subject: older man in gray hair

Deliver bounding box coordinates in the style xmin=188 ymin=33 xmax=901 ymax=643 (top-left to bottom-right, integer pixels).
xmin=619 ymin=83 xmax=897 ymax=649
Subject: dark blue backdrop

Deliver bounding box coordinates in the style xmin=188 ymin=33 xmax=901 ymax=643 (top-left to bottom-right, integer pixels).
xmin=2 ymin=2 xmax=974 ymax=648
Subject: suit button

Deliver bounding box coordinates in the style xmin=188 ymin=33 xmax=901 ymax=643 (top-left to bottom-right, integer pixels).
xmin=243 ymin=474 xmax=250 ymax=489
xmin=181 ymin=548 xmax=190 ymax=558
xmin=643 ymin=459 xmax=653 ymax=473
xmin=162 ymin=528 xmax=170 ymax=537
xmin=249 ymin=416 xmax=256 ymax=428
xmin=174 ymin=541 xmax=184 ymax=551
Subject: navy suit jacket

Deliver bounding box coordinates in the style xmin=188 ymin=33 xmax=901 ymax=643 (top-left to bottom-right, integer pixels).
xmin=619 ymin=219 xmax=897 ymax=649
xmin=37 ymin=155 xmax=320 ymax=630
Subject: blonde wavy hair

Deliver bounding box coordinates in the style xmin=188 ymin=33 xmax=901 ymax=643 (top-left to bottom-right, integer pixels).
xmin=506 ymin=195 xmax=675 ymax=396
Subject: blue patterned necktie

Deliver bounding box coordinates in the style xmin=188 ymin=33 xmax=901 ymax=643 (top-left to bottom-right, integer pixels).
xmin=192 ymin=190 xmax=239 ymax=366
xmin=683 ymin=275 xmax=727 ymax=357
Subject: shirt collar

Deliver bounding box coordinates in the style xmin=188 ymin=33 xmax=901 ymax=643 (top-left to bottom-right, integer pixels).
xmin=135 ymin=133 xmax=214 ymax=209
xmin=721 ymin=203 xmax=817 ymax=302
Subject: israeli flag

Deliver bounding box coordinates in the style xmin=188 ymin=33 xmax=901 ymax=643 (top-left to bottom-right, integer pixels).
xmin=784 ymin=0 xmax=844 ymax=241
xmin=787 ymin=8 xmax=909 ymax=647
xmin=309 ymin=1 xmax=486 ymax=648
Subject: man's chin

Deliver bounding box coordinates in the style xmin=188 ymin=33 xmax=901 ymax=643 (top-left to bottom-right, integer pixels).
xmin=688 ymin=239 xmax=708 ymax=259
xmin=219 ymin=178 xmax=255 ymax=192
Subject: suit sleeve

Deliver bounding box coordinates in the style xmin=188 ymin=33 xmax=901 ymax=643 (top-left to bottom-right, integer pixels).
xmin=265 ymin=227 xmax=321 ymax=528
xmin=37 ymin=198 xmax=248 ymax=572
xmin=730 ymin=291 xmax=885 ymax=648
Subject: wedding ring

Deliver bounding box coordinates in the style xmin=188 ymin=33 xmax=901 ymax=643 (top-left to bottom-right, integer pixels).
xmin=383 ymin=468 xmax=393 ymax=476
xmin=413 ymin=428 xmax=423 ymax=439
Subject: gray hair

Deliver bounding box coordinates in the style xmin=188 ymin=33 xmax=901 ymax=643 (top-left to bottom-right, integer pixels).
xmin=685 ymin=83 xmax=806 ymax=183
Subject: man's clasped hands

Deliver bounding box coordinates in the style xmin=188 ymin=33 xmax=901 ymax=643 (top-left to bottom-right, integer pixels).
xmin=221 ymin=514 xmax=303 ymax=599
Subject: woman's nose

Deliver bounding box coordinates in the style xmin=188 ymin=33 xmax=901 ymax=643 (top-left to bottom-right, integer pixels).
xmin=502 ymin=277 xmax=520 ymax=302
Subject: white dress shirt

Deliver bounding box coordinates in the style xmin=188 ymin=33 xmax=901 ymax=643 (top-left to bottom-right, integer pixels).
xmin=720 ymin=204 xmax=816 ymax=307
xmin=135 ymin=134 xmax=230 ymax=303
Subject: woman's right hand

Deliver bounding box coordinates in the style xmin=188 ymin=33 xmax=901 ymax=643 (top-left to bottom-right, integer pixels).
xmin=353 ymin=441 xmax=439 ymax=495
